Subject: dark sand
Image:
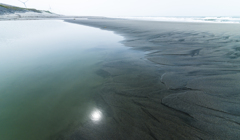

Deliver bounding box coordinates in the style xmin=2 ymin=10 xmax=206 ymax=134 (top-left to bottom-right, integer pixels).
xmin=63 ymin=18 xmax=240 ymax=140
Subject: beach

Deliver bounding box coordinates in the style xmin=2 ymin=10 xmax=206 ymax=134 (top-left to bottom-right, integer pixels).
xmin=62 ymin=18 xmax=240 ymax=140
xmin=1 ymin=1 xmax=240 ymax=139
xmin=1 ymin=17 xmax=240 ymax=140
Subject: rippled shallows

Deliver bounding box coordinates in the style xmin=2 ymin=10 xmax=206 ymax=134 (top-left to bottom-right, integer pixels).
xmin=64 ymin=19 xmax=240 ymax=140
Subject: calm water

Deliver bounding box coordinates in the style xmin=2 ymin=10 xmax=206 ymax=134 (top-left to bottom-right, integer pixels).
xmin=0 ymin=20 xmax=139 ymax=140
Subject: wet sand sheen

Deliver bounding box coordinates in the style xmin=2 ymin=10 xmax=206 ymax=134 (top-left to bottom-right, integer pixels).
xmin=64 ymin=18 xmax=240 ymax=139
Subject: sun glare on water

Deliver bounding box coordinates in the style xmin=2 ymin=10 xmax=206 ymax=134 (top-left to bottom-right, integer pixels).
xmin=90 ymin=109 xmax=102 ymax=122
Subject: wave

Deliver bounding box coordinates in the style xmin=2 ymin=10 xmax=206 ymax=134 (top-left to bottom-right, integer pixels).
xmin=111 ymin=16 xmax=240 ymax=24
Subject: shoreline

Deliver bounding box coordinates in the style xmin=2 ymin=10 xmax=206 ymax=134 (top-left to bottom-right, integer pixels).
xmin=63 ymin=18 xmax=240 ymax=139
xmin=2 ymin=15 xmax=240 ymax=25
xmin=1 ymin=17 xmax=240 ymax=139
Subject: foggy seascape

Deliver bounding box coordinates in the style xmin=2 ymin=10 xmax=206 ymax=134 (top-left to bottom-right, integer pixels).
xmin=1 ymin=2 xmax=240 ymax=139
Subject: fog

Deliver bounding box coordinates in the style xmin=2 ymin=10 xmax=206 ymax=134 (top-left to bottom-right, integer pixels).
xmin=2 ymin=0 xmax=240 ymax=17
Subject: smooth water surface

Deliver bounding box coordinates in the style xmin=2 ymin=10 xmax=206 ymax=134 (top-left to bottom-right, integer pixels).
xmin=0 ymin=20 xmax=133 ymax=140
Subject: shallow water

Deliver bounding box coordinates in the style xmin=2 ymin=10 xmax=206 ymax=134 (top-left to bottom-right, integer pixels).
xmin=0 ymin=20 xmax=144 ymax=140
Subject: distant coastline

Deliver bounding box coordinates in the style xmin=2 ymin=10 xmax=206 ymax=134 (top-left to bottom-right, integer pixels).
xmin=110 ymin=16 xmax=240 ymax=24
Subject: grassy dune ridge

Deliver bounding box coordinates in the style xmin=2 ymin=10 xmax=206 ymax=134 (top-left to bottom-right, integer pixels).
xmin=0 ymin=3 xmax=51 ymax=14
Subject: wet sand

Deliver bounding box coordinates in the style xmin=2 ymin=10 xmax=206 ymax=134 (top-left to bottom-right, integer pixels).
xmin=64 ymin=18 xmax=240 ymax=140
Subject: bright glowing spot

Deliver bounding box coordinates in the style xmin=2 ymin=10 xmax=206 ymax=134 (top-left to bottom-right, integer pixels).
xmin=91 ymin=109 xmax=102 ymax=122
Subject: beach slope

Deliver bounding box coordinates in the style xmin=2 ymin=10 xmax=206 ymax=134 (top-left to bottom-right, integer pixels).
xmin=64 ymin=18 xmax=240 ymax=140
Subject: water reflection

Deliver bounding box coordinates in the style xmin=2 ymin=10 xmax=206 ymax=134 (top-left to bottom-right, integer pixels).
xmin=0 ymin=20 xmax=126 ymax=140
xmin=90 ymin=109 xmax=102 ymax=122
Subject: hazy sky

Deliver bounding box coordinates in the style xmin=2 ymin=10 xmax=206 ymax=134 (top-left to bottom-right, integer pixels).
xmin=1 ymin=0 xmax=240 ymax=16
